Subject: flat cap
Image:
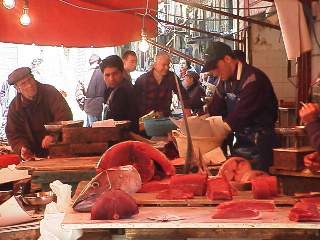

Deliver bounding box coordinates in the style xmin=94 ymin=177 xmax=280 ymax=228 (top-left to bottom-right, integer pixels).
xmin=8 ymin=67 xmax=32 ymax=85
xmin=202 ymin=41 xmax=233 ymax=73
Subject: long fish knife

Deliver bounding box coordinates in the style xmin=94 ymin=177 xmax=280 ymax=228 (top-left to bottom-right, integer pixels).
xmin=171 ymin=62 xmax=194 ymax=173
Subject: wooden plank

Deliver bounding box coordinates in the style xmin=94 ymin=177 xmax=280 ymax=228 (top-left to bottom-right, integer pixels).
xmin=62 ymin=207 xmax=320 ymax=230
xmin=73 ymin=181 xmax=296 ymax=206
xmin=0 ymin=228 xmax=40 ymax=240
xmin=49 ymin=143 xmax=108 ymax=157
xmin=62 ymin=127 xmax=123 ymax=144
xmin=132 ymin=191 xmax=296 ymax=206
xmin=32 ymin=170 xmax=96 ymax=184
xmin=270 ymin=167 xmax=320 ymax=178
xmin=16 ymin=156 xmax=100 ymax=171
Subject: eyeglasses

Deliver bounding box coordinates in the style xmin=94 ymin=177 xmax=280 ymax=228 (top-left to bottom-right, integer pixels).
xmin=15 ymin=76 xmax=34 ymax=90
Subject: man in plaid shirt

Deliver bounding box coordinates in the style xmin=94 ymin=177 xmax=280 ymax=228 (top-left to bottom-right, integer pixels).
xmin=134 ymin=52 xmax=190 ymax=118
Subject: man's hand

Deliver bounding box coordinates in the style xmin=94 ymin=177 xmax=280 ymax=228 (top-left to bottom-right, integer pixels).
xmin=41 ymin=135 xmax=55 ymax=149
xmin=21 ymin=147 xmax=34 ymax=161
xmin=304 ymin=151 xmax=320 ymax=171
xmin=299 ymin=103 xmax=320 ymax=124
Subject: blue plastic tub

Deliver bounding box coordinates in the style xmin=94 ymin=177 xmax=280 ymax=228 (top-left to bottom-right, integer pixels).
xmin=143 ymin=118 xmax=177 ymax=137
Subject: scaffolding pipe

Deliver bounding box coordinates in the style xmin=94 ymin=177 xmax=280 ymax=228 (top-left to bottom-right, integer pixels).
xmin=156 ymin=18 xmax=243 ymax=43
xmin=173 ymin=0 xmax=280 ymax=30
xmin=146 ymin=38 xmax=205 ymax=65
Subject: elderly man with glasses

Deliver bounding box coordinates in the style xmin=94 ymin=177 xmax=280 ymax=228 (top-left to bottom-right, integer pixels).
xmin=5 ymin=67 xmax=72 ymax=161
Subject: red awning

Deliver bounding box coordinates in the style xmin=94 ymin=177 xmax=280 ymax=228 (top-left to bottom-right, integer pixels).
xmin=0 ymin=0 xmax=157 ymax=47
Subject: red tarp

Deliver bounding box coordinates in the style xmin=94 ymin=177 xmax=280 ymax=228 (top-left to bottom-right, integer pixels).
xmin=0 ymin=0 xmax=157 ymax=47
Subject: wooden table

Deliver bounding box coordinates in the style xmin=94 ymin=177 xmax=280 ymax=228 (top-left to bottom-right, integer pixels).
xmin=16 ymin=156 xmax=100 ymax=192
xmin=269 ymin=167 xmax=320 ymax=195
xmin=62 ymin=207 xmax=320 ymax=239
xmin=66 ymin=182 xmax=318 ymax=239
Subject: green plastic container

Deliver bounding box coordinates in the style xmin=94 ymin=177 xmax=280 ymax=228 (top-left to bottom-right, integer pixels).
xmin=143 ymin=118 xmax=177 ymax=137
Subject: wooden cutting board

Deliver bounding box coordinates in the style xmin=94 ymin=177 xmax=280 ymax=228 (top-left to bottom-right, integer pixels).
xmin=16 ymin=156 xmax=100 ymax=171
xmin=73 ymin=181 xmax=296 ymax=206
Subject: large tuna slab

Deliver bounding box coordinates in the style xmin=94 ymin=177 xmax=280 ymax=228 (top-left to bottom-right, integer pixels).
xmin=73 ymin=166 xmax=141 ymax=212
xmin=97 ymin=141 xmax=175 ymax=182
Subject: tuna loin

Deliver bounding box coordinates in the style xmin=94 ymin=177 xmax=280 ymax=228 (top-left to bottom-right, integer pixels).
xmin=216 ymin=200 xmax=275 ymax=211
xmin=251 ymin=176 xmax=278 ymax=199
xmin=206 ymin=176 xmax=233 ymax=200
xmin=138 ymin=179 xmax=170 ymax=193
xmin=91 ymin=189 xmax=139 ymax=220
xmin=156 ymin=189 xmax=194 ymax=200
xmin=289 ymin=202 xmax=320 ymax=222
xmin=169 ymin=174 xmax=207 ymax=196
xmin=212 ymin=208 xmax=261 ymax=220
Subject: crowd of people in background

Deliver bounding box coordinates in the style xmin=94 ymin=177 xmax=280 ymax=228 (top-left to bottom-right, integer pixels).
xmin=74 ymin=49 xmax=225 ymax=129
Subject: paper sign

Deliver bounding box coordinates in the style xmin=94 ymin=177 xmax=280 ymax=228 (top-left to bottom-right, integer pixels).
xmin=0 ymin=196 xmax=35 ymax=227
xmin=0 ymin=165 xmax=31 ymax=184
xmin=92 ymin=119 xmax=116 ymax=128
xmin=170 ymin=117 xmax=214 ymax=138
xmin=203 ymin=147 xmax=226 ymax=165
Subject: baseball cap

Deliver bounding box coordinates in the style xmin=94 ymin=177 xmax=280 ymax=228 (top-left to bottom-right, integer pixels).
xmin=202 ymin=41 xmax=233 ymax=72
xmin=185 ymin=70 xmax=200 ymax=82
xmin=8 ymin=67 xmax=32 ymax=85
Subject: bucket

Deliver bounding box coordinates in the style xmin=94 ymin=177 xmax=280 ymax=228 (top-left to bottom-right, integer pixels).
xmin=172 ymin=130 xmax=221 ymax=159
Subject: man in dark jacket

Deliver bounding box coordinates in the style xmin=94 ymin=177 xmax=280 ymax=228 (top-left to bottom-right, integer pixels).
xmin=100 ymin=55 xmax=139 ymax=132
xmin=6 ymin=67 xmax=73 ymax=161
xmin=205 ymin=42 xmax=278 ymax=171
xmin=76 ymin=54 xmax=106 ymax=127
xmin=182 ymin=70 xmax=205 ymax=115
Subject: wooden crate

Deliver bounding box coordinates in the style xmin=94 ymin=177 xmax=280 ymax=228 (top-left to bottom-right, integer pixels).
xmin=61 ymin=127 xmax=123 ymax=144
xmin=273 ymin=147 xmax=314 ymax=171
xmin=49 ymin=143 xmax=108 ymax=157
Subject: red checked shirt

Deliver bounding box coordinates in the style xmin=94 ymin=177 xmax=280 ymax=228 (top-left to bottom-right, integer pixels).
xmin=134 ymin=70 xmax=189 ymax=117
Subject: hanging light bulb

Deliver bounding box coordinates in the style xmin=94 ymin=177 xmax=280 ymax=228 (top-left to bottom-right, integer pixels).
xmin=139 ymin=30 xmax=149 ymax=53
xmin=3 ymin=0 xmax=15 ymax=9
xmin=20 ymin=6 xmax=30 ymax=26
xmin=139 ymin=37 xmax=149 ymax=52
